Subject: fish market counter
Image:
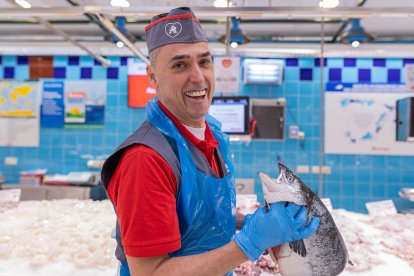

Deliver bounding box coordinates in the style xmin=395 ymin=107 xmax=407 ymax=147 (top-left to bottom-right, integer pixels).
xmin=0 ymin=199 xmax=117 ymax=276
xmin=0 ymin=199 xmax=413 ymax=276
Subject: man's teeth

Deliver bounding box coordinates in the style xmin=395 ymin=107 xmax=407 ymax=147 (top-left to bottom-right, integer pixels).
xmin=185 ymin=90 xmax=206 ymax=97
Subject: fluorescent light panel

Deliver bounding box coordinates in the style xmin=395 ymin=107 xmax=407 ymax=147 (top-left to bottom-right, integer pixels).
xmin=319 ymin=0 xmax=339 ymax=9
xmin=15 ymin=0 xmax=31 ymax=8
xmin=111 ymin=0 xmax=130 ymax=8
xmin=214 ymin=0 xmax=233 ymax=8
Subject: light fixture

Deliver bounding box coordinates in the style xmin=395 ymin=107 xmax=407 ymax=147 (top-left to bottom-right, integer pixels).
xmin=15 ymin=0 xmax=31 ymax=8
xmin=104 ymin=16 xmax=136 ymax=47
xmin=319 ymin=0 xmax=339 ymax=9
xmin=111 ymin=0 xmax=130 ymax=8
xmin=219 ymin=17 xmax=250 ymax=47
xmin=351 ymin=40 xmax=360 ymax=48
xmin=214 ymin=0 xmax=232 ymax=7
xmin=339 ymin=19 xmax=373 ymax=46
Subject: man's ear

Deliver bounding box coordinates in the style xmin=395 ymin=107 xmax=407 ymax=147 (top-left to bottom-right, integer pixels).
xmin=146 ymin=65 xmax=158 ymax=88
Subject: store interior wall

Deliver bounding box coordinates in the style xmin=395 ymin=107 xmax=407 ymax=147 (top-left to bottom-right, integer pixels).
xmin=0 ymin=54 xmax=413 ymax=213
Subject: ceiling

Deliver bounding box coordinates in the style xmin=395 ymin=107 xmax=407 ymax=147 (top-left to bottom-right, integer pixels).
xmin=1 ymin=0 xmax=414 ymax=60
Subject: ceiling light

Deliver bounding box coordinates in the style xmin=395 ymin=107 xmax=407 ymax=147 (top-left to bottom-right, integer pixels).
xmin=15 ymin=0 xmax=31 ymax=8
xmin=339 ymin=19 xmax=373 ymax=46
xmin=231 ymin=42 xmax=238 ymax=48
xmin=219 ymin=17 xmax=250 ymax=47
xmin=351 ymin=40 xmax=360 ymax=48
xmin=116 ymin=41 xmax=124 ymax=48
xmin=214 ymin=0 xmax=232 ymax=8
xmin=319 ymin=0 xmax=339 ymax=9
xmin=111 ymin=0 xmax=130 ymax=8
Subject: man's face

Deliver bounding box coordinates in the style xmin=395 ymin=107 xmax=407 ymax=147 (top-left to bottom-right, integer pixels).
xmin=147 ymin=42 xmax=215 ymax=127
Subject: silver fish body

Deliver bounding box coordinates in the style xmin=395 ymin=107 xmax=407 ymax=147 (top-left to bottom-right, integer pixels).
xmin=258 ymin=163 xmax=349 ymax=276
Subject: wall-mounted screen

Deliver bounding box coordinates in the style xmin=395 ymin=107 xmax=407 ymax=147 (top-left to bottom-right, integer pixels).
xmin=251 ymin=98 xmax=285 ymax=140
xmin=208 ymin=96 xmax=250 ymax=135
xmin=243 ymin=59 xmax=284 ymax=85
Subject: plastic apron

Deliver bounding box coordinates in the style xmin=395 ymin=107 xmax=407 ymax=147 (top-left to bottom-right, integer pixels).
xmin=147 ymin=98 xmax=237 ymax=259
xmin=120 ymin=98 xmax=237 ymax=275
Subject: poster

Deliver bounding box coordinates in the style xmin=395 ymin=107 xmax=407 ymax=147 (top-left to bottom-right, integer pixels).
xmin=325 ymin=83 xmax=414 ymax=155
xmin=40 ymin=80 xmax=106 ymax=128
xmin=214 ymin=56 xmax=240 ymax=94
xmin=127 ymin=58 xmax=155 ymax=108
xmin=0 ymin=81 xmax=40 ymax=147
xmin=40 ymin=80 xmax=64 ymax=127
xmin=405 ymin=64 xmax=414 ymax=91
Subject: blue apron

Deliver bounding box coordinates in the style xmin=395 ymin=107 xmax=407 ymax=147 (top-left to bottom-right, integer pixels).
xmin=121 ymin=98 xmax=236 ymax=274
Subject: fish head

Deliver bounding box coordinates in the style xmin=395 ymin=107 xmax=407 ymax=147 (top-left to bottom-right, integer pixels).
xmin=259 ymin=164 xmax=307 ymax=206
xmin=277 ymin=163 xmax=300 ymax=186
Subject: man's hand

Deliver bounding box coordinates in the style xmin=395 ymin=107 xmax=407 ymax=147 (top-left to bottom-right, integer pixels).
xmin=233 ymin=202 xmax=320 ymax=261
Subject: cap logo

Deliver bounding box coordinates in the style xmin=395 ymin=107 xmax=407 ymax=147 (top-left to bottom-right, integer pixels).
xmin=165 ymin=22 xmax=182 ymax=38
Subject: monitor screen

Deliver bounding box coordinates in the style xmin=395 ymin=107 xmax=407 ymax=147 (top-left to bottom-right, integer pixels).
xmin=208 ymin=96 xmax=250 ymax=135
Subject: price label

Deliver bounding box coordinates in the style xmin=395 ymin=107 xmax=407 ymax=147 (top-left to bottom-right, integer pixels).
xmin=0 ymin=189 xmax=21 ymax=212
xmin=365 ymin=200 xmax=397 ymax=217
xmin=321 ymin=198 xmax=333 ymax=212
xmin=0 ymin=189 xmax=21 ymax=203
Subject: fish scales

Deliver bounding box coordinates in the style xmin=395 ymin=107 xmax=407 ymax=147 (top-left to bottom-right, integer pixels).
xmin=258 ymin=163 xmax=349 ymax=276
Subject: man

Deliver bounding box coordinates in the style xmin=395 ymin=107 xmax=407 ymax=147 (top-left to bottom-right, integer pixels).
xmin=101 ymin=7 xmax=319 ymax=276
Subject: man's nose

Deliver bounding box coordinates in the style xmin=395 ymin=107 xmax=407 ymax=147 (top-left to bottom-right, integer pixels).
xmin=189 ymin=64 xmax=204 ymax=83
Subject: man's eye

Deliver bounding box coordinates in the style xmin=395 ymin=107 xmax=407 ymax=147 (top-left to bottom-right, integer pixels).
xmin=200 ymin=59 xmax=212 ymax=65
xmin=173 ymin=62 xmax=186 ymax=69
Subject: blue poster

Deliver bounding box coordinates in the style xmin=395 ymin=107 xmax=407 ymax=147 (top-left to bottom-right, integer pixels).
xmin=40 ymin=80 xmax=64 ymax=127
xmin=63 ymin=80 xmax=106 ymax=128
xmin=40 ymin=80 xmax=106 ymax=128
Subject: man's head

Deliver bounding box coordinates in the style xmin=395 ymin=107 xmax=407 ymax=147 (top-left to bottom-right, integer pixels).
xmin=145 ymin=7 xmax=215 ymax=128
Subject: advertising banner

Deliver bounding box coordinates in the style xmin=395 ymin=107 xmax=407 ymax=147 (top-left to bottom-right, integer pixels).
xmin=325 ymin=83 xmax=414 ymax=155
xmin=127 ymin=58 xmax=155 ymax=108
xmin=40 ymin=80 xmax=106 ymax=128
xmin=0 ymin=81 xmax=40 ymax=147
xmin=214 ymin=56 xmax=240 ymax=94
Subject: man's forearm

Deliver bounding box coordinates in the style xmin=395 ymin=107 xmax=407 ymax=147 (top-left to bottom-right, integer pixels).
xmin=128 ymin=241 xmax=248 ymax=275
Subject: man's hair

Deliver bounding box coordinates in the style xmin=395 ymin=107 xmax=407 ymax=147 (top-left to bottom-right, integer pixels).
xmin=148 ymin=47 xmax=161 ymax=66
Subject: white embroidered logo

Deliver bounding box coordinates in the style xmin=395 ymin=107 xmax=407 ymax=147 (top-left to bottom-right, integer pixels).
xmin=165 ymin=22 xmax=182 ymax=38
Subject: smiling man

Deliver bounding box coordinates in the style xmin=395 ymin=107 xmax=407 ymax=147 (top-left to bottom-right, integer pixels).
xmin=101 ymin=7 xmax=319 ymax=276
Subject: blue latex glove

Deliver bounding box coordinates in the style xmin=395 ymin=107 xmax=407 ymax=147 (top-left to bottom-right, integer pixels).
xmin=241 ymin=214 xmax=252 ymax=229
xmin=234 ymin=202 xmax=320 ymax=261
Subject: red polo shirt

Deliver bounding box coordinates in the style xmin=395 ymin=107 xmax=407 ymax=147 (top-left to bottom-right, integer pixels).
xmin=107 ymin=101 xmax=221 ymax=257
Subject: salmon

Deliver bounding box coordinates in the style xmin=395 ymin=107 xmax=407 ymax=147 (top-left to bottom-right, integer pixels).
xmin=258 ymin=163 xmax=350 ymax=276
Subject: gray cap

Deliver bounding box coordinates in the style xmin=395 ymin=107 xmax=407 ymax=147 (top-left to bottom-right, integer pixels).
xmin=145 ymin=7 xmax=208 ymax=53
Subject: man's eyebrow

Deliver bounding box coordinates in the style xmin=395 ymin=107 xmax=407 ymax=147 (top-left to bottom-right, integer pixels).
xmin=199 ymin=52 xmax=212 ymax=58
xmin=168 ymin=52 xmax=212 ymax=63
xmin=169 ymin=55 xmax=188 ymax=63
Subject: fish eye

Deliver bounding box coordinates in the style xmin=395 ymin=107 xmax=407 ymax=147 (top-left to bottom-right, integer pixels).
xmin=286 ymin=173 xmax=294 ymax=183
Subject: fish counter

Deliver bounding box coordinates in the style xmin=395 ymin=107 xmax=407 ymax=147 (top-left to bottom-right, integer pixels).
xmin=0 ymin=199 xmax=413 ymax=276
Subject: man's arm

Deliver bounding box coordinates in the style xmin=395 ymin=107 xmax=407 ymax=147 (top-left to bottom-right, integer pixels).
xmin=127 ymin=241 xmax=247 ymax=276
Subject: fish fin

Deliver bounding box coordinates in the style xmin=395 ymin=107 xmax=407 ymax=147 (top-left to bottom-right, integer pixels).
xmin=289 ymin=239 xmax=307 ymax=257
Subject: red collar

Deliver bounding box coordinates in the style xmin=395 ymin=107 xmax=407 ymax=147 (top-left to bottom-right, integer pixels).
xmin=157 ymin=100 xmax=219 ymax=149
